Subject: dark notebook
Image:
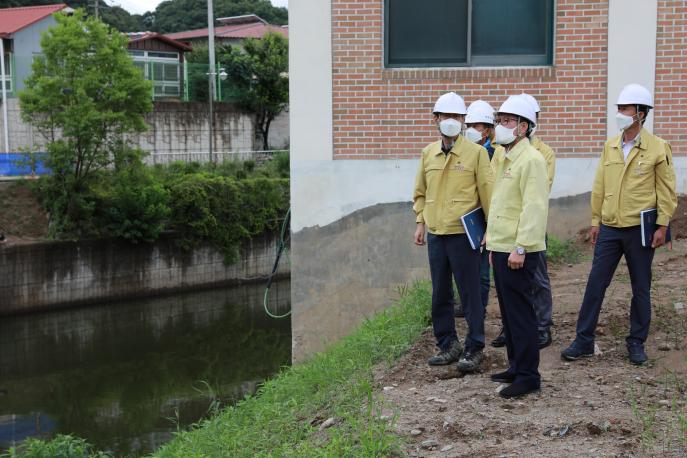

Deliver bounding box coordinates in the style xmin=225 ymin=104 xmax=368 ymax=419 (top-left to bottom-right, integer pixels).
xmin=640 ymin=208 xmax=672 ymax=248
xmin=461 ymin=207 xmax=486 ymax=251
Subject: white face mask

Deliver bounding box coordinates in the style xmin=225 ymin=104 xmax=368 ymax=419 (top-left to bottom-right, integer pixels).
xmin=615 ymin=112 xmax=635 ymax=131
xmin=439 ymin=118 xmax=462 ymax=138
xmin=464 ymin=127 xmax=483 ymax=143
xmin=494 ymin=124 xmax=517 ymax=145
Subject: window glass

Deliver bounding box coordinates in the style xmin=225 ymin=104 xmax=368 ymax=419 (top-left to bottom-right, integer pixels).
xmin=385 ymin=0 xmax=554 ymax=67
xmin=386 ymin=0 xmax=468 ymax=66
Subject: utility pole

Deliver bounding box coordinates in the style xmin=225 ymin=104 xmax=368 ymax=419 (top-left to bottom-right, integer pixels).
xmin=0 ymin=38 xmax=9 ymax=154
xmin=207 ymin=0 xmax=216 ymax=163
xmin=94 ymin=0 xmax=99 ymax=19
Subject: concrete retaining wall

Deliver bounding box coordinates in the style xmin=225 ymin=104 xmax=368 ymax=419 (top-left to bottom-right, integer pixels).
xmin=0 ymin=99 xmax=290 ymax=157
xmin=0 ymin=232 xmax=289 ymax=315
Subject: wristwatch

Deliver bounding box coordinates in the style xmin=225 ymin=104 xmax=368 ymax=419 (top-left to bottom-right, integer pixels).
xmin=515 ymin=246 xmax=526 ymax=255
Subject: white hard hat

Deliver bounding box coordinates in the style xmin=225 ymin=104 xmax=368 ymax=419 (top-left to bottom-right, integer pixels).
xmin=497 ymin=95 xmax=537 ymax=125
xmin=617 ymin=83 xmax=653 ymax=108
xmin=519 ymin=93 xmax=540 ymax=113
xmin=465 ymin=100 xmax=495 ymax=125
xmin=433 ymin=92 xmax=467 ymax=115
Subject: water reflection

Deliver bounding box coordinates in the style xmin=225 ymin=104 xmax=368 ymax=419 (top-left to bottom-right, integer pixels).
xmin=0 ymin=280 xmax=291 ymax=457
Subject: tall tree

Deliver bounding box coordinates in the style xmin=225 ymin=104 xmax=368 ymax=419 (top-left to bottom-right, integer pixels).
xmin=221 ymin=32 xmax=288 ymax=150
xmin=19 ymin=10 xmax=152 ymax=235
xmin=153 ymin=0 xmax=288 ymax=33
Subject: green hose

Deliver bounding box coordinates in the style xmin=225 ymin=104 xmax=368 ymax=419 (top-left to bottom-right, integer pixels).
xmin=264 ymin=207 xmax=291 ymax=319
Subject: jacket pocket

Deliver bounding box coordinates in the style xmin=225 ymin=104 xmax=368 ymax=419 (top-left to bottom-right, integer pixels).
xmin=601 ymin=193 xmax=614 ymax=221
xmin=490 ymin=212 xmax=519 ymax=246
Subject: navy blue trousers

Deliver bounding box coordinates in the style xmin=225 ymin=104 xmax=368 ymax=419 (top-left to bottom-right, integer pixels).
xmin=492 ymin=251 xmax=540 ymax=386
xmin=480 ymin=248 xmax=490 ymax=310
xmin=427 ymin=233 xmax=484 ymax=352
xmin=449 ymin=248 xmax=490 ymax=312
xmin=575 ymin=224 xmax=655 ymax=348
xmin=533 ymin=250 xmax=553 ymax=331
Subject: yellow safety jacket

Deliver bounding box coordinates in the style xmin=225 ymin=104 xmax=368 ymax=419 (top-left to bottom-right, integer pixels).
xmin=413 ymin=136 xmax=494 ymax=235
xmin=530 ymin=136 xmax=556 ymax=192
xmin=486 ymin=138 xmax=549 ymax=253
xmin=591 ymin=128 xmax=677 ymax=227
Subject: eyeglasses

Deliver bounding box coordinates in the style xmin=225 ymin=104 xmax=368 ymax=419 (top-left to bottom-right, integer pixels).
xmin=497 ymin=117 xmax=519 ymax=127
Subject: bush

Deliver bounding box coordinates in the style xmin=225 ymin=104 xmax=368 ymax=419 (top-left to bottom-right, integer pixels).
xmin=97 ymin=167 xmax=171 ymax=243
xmin=547 ymin=235 xmax=581 ymax=264
xmin=1 ymin=434 xmax=111 ymax=458
xmin=167 ymin=173 xmax=288 ymax=262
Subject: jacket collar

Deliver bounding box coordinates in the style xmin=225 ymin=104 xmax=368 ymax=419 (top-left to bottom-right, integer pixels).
xmin=433 ymin=135 xmax=464 ymax=156
xmin=612 ymin=128 xmax=649 ymax=151
xmin=504 ymin=137 xmax=531 ymax=162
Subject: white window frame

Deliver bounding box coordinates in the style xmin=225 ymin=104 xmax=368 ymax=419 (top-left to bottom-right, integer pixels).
xmin=1 ymin=52 xmax=12 ymax=93
xmin=129 ymin=50 xmax=181 ymax=98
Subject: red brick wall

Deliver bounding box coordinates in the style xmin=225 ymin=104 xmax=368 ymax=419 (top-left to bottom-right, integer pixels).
xmin=332 ymin=0 xmax=609 ymax=159
xmin=655 ymin=0 xmax=687 ymax=156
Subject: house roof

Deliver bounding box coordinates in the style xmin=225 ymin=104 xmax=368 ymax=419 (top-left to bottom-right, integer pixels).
xmin=216 ymin=14 xmax=267 ymax=26
xmin=165 ymin=16 xmax=288 ymax=42
xmin=127 ymin=32 xmax=193 ymax=52
xmin=0 ymin=4 xmax=69 ymax=39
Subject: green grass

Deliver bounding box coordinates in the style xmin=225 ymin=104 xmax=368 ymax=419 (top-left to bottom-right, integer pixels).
xmin=547 ymin=235 xmax=582 ymax=264
xmin=1 ymin=435 xmax=111 ymax=458
xmin=154 ymin=282 xmax=431 ymax=457
xmin=629 ymin=360 xmax=687 ymax=455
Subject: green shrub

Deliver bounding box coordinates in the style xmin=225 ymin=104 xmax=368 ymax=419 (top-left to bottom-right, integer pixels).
xmin=1 ymin=434 xmax=111 ymax=458
xmin=97 ymin=167 xmax=171 ymax=242
xmin=166 ymin=173 xmax=288 ymax=262
xmin=547 ymin=235 xmax=581 ymax=264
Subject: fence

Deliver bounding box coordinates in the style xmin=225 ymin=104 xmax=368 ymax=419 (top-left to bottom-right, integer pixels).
xmin=184 ymin=62 xmax=244 ymax=103
xmin=0 ymin=152 xmax=50 ymax=176
xmin=144 ymin=150 xmax=286 ymax=165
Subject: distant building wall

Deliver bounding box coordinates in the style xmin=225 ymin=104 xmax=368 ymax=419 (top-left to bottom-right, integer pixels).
xmin=0 ymin=231 xmax=289 ymax=315
xmin=11 ymin=15 xmax=58 ymax=93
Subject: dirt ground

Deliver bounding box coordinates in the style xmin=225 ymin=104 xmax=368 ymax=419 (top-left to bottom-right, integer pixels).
xmin=376 ymin=233 xmax=687 ymax=457
xmin=0 ymin=181 xmax=48 ymax=242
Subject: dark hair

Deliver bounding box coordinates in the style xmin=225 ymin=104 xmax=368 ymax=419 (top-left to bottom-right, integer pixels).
xmin=637 ymin=105 xmax=651 ymax=124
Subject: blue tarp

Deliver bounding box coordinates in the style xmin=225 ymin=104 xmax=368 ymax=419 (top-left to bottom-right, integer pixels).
xmin=0 ymin=153 xmax=51 ymax=176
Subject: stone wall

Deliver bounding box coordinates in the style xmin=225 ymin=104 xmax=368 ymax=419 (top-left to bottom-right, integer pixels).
xmin=0 ymin=99 xmax=290 ymax=159
xmin=0 ymin=232 xmax=289 ymax=315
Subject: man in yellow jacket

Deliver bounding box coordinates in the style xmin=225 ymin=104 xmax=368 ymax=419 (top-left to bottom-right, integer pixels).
xmin=413 ymin=92 xmax=494 ymax=373
xmin=487 ymin=95 xmax=549 ymax=398
xmin=562 ymin=83 xmax=677 ymax=365
xmin=491 ymin=93 xmax=556 ymax=349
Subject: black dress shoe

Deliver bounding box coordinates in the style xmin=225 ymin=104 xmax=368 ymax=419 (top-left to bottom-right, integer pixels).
xmin=491 ymin=329 xmax=506 ymax=347
xmin=499 ymin=381 xmax=540 ymax=398
xmin=538 ymin=329 xmax=552 ymax=349
xmin=490 ymin=370 xmax=515 ymax=383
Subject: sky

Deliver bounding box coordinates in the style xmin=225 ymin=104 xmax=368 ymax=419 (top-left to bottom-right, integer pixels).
xmin=110 ymin=0 xmax=288 ymax=16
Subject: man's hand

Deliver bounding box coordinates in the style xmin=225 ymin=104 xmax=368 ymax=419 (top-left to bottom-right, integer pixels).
xmin=508 ymin=251 xmax=525 ymax=269
xmin=489 ymin=251 xmax=493 ymax=267
xmin=651 ymin=225 xmax=668 ymax=249
xmin=589 ymin=226 xmax=600 ymax=245
xmin=414 ymin=223 xmax=426 ymax=246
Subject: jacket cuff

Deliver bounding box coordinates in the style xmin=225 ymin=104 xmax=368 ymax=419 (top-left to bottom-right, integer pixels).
xmin=657 ymin=215 xmax=670 ymax=227
xmin=591 ymin=217 xmax=600 ymax=226
xmin=416 ymin=214 xmax=425 ymax=224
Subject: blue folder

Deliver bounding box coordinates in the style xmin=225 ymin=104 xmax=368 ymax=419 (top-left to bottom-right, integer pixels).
xmin=461 ymin=207 xmax=486 ymax=250
xmin=640 ymin=208 xmax=672 ymax=248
